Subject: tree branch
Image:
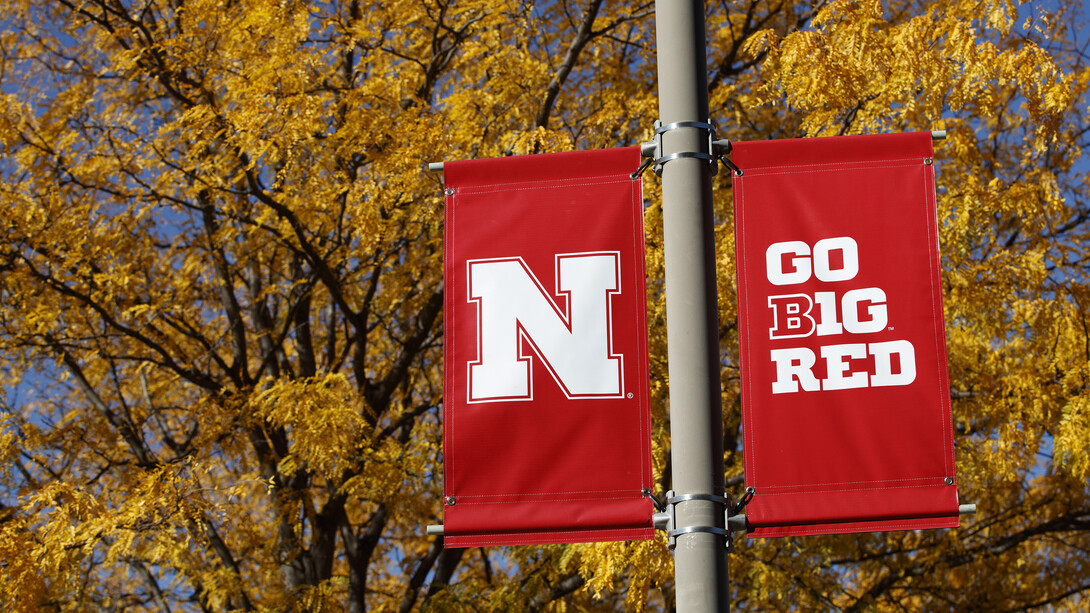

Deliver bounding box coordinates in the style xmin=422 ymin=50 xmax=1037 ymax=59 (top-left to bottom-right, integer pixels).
xmin=536 ymin=0 xmax=604 ymax=128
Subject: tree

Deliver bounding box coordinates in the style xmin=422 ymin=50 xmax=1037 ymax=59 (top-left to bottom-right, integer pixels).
xmin=0 ymin=0 xmax=1086 ymax=610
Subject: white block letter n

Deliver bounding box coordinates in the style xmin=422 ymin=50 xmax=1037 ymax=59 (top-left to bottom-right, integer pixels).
xmin=467 ymin=253 xmax=624 ymax=402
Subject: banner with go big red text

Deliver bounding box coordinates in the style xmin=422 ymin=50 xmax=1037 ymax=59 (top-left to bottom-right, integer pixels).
xmin=732 ymin=132 xmax=961 ymax=537
xmin=442 ymin=147 xmax=654 ymax=547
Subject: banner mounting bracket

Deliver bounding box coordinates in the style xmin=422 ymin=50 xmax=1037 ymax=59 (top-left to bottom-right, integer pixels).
xmin=634 ymin=120 xmax=723 ymax=177
xmin=656 ymin=490 xmax=743 ymax=552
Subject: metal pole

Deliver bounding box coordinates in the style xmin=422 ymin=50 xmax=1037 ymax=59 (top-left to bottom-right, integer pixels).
xmin=654 ymin=1 xmax=729 ymax=611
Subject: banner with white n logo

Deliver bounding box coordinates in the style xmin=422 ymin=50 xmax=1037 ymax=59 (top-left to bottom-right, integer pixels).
xmin=442 ymin=147 xmax=653 ymax=547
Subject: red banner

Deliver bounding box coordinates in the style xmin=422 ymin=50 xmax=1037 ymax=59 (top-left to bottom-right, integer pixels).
xmin=442 ymin=147 xmax=653 ymax=547
xmin=731 ymin=132 xmax=961 ymax=537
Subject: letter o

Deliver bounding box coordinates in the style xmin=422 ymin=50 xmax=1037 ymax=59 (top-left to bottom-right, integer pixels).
xmin=813 ymin=236 xmax=859 ymax=282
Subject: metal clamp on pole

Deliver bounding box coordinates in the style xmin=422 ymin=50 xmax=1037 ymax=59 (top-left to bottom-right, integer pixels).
xmin=649 ymin=119 xmax=720 ymax=177
xmin=659 ymin=490 xmax=735 ymax=552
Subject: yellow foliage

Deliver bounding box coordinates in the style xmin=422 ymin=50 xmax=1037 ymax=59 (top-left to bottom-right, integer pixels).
xmin=250 ymin=374 xmax=368 ymax=479
xmin=0 ymin=0 xmax=1086 ymax=610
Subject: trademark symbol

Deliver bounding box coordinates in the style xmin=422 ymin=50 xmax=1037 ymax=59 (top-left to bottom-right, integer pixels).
xmin=888 ymin=326 xmax=895 ymax=331
xmin=627 ymin=392 xmax=634 ymax=399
